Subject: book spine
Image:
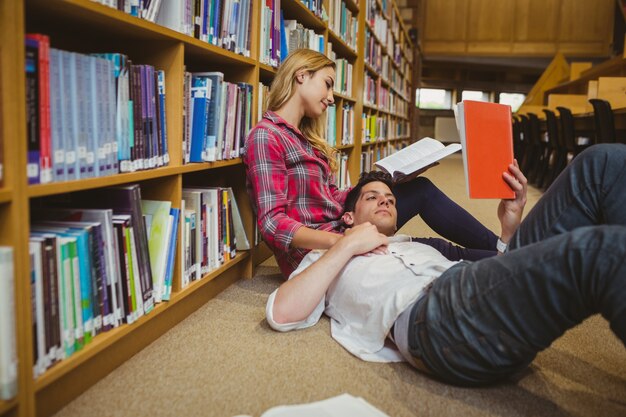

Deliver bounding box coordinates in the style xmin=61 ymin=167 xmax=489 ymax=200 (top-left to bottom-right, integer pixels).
xmin=25 ymin=38 xmax=41 ymax=185
xmin=0 ymin=247 xmax=17 ymax=400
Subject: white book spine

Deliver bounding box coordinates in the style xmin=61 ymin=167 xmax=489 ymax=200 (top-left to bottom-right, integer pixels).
xmin=0 ymin=248 xmax=17 ymax=400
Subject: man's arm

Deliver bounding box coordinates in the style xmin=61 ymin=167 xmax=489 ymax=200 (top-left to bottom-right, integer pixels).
xmin=272 ymin=223 xmax=389 ymax=324
xmin=497 ymin=159 xmax=528 ymax=248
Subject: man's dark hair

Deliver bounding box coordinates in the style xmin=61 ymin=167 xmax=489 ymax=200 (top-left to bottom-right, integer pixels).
xmin=344 ymin=170 xmax=394 ymax=212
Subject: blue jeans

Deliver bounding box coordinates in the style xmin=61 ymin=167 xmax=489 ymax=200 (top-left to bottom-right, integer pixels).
xmin=407 ymin=144 xmax=626 ymax=386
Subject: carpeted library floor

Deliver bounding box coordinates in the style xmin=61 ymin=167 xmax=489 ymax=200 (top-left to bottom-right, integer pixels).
xmin=54 ymin=155 xmax=626 ymax=417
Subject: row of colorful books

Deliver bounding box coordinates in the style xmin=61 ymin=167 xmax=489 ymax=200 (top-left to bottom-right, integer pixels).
xmin=282 ymin=19 xmax=326 ymax=60
xmin=27 ymin=183 xmax=249 ymax=377
xmin=0 ymin=247 xmax=17 ymax=401
xmin=334 ymin=152 xmax=350 ymax=190
xmin=328 ymin=0 xmax=358 ymax=51
xmin=325 ymin=104 xmax=355 ymax=147
xmin=94 ymin=0 xmax=253 ymax=58
xmin=365 ymin=29 xmax=384 ymax=74
xmin=25 ymin=34 xmax=169 ymax=185
xmin=259 ymin=0 xmax=282 ymax=67
xmin=91 ymin=0 xmax=163 ymax=22
xmin=327 ymin=47 xmax=353 ymax=97
xmin=182 ymin=73 xmax=253 ymax=164
xmin=180 ymin=187 xmax=249 ymax=288
xmin=362 ymin=113 xmax=387 ymax=143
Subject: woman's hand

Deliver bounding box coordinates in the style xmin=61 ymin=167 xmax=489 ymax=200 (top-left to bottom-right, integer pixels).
xmin=392 ymin=162 xmax=440 ymax=185
xmin=497 ymin=159 xmax=528 ymax=243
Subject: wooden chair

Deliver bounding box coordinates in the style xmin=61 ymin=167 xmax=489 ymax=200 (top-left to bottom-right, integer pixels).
xmin=524 ymin=112 xmax=546 ymax=185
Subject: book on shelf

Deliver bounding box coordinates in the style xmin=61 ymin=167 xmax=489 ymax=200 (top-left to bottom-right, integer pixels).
xmin=26 ymin=37 xmax=170 ymax=183
xmin=0 ymin=247 xmax=17 ymax=400
xmin=454 ymin=100 xmax=515 ymax=199
xmin=141 ymin=200 xmax=172 ymax=304
xmin=184 ymin=72 xmax=252 ymax=164
xmin=77 ymin=184 xmax=155 ymax=314
xmin=33 ymin=208 xmax=124 ymax=328
xmin=373 ymin=137 xmax=462 ymax=181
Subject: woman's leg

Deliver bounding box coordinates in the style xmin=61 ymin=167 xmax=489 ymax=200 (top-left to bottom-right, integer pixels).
xmin=394 ymin=177 xmax=498 ymax=250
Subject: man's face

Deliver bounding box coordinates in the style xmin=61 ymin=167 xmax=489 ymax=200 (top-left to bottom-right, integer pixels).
xmin=344 ymin=181 xmax=397 ymax=236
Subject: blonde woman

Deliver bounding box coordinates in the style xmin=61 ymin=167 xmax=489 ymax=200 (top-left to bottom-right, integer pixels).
xmin=243 ymin=49 xmax=498 ymax=279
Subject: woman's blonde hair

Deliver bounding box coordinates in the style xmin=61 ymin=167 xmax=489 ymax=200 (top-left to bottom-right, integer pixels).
xmin=267 ymin=49 xmax=338 ymax=172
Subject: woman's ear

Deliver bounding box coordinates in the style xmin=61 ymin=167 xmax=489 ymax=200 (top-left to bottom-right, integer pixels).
xmin=342 ymin=212 xmax=355 ymax=226
xmin=295 ymin=70 xmax=307 ymax=84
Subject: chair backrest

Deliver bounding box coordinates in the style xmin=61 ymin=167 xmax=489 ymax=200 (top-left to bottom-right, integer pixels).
xmin=542 ymin=109 xmax=560 ymax=149
xmin=527 ymin=113 xmax=542 ymax=146
xmin=556 ymin=106 xmax=576 ymax=151
xmin=589 ymin=98 xmax=616 ymax=143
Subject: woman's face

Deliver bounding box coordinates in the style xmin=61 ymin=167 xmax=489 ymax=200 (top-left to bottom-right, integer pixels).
xmin=298 ymin=66 xmax=335 ymax=119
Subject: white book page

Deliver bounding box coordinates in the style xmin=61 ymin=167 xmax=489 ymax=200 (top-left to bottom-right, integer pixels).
xmin=375 ymin=137 xmax=444 ymax=174
xmin=248 ymin=393 xmax=390 ymax=417
xmin=375 ymin=137 xmax=461 ymax=177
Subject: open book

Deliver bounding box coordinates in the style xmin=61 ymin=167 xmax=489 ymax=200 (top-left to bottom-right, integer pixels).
xmin=374 ymin=137 xmax=461 ymax=181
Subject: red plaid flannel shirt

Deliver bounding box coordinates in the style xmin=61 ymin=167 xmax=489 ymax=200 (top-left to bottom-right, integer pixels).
xmin=242 ymin=111 xmax=349 ymax=278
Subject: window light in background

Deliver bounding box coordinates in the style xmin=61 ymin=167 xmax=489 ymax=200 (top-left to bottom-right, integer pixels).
xmin=498 ymin=93 xmax=526 ymax=112
xmin=416 ymin=88 xmax=453 ymax=110
xmin=461 ymin=90 xmax=490 ymax=102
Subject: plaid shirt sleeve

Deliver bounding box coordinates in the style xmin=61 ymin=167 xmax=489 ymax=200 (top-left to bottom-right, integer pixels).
xmin=243 ymin=127 xmax=304 ymax=252
xmin=328 ymin=182 xmax=350 ymax=206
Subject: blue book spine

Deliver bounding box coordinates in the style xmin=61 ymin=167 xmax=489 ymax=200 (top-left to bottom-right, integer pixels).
xmin=62 ymin=52 xmax=79 ymax=180
xmin=162 ymin=207 xmax=180 ymax=301
xmin=59 ymin=230 xmax=93 ymax=344
xmin=157 ymin=71 xmax=169 ymax=165
xmin=205 ymin=73 xmax=222 ymax=162
xmin=280 ymin=10 xmax=287 ymax=63
xmin=189 ymin=76 xmax=210 ymax=162
xmin=49 ymin=48 xmax=66 ymax=182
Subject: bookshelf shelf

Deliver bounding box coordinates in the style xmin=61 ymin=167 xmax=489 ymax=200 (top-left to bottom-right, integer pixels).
xmin=282 ymin=0 xmax=327 ymax=32
xmin=344 ymin=0 xmax=360 ymax=14
xmin=0 ymin=399 xmax=17 ymax=416
xmin=328 ymin=30 xmax=357 ymax=60
xmin=365 ymin=61 xmax=379 ymax=76
xmin=336 ymin=144 xmax=355 ymax=151
xmin=34 ymin=252 xmax=248 ymax=394
xmin=333 ymin=91 xmax=356 ymax=102
xmin=178 ymin=158 xmax=244 ymax=174
xmin=172 ymin=251 xmax=249 ymax=297
xmin=27 ymin=166 xmax=182 ymax=198
xmin=0 ymin=189 xmax=12 ymax=204
xmin=361 ymin=140 xmax=386 ymax=147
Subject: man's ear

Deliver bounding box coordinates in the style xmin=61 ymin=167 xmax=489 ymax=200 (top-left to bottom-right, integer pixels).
xmin=342 ymin=212 xmax=355 ymax=226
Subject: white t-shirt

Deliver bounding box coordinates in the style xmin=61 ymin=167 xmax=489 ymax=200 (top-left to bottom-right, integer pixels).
xmin=266 ymin=236 xmax=459 ymax=362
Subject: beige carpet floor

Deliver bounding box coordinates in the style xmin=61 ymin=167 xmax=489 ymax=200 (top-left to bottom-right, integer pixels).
xmin=55 ymin=155 xmax=626 ymax=417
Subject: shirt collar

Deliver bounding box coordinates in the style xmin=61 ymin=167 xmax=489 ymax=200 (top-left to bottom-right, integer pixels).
xmin=264 ymin=111 xmax=303 ymax=136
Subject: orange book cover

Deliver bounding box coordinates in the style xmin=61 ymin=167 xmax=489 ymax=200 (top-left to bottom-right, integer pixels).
xmin=456 ymin=101 xmax=514 ymax=199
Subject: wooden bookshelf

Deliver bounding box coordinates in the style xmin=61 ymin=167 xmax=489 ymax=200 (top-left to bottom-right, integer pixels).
xmin=0 ymin=0 xmax=414 ymax=416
